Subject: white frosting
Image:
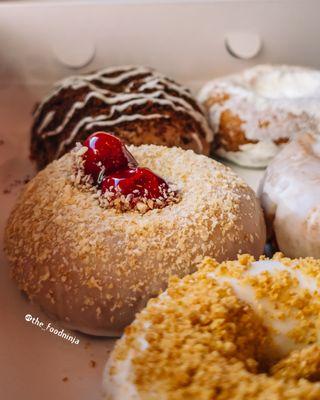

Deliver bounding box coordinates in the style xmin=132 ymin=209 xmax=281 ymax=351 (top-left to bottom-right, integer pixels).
xmin=253 ymin=70 xmax=320 ymax=99
xmin=259 ymin=133 xmax=320 ymax=258
xmin=103 ymin=321 xmax=151 ymax=399
xmin=198 ymin=65 xmax=320 ymax=167
xmin=34 ymin=65 xmax=213 ymax=157
xmin=217 ymin=140 xmax=281 ymax=169
xmin=208 ymin=259 xmax=320 ymax=358
xmin=103 ymin=350 xmax=140 ymax=400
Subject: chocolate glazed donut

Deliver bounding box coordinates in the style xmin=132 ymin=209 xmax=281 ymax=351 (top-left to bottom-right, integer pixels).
xmin=31 ymin=65 xmax=213 ymax=169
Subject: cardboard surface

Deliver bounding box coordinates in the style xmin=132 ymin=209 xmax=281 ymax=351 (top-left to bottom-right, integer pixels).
xmin=1 ymin=1 xmax=320 ymax=86
xmin=2 ymin=1 xmax=306 ymax=398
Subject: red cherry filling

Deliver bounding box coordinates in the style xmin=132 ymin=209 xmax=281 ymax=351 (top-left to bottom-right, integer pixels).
xmin=101 ymin=167 xmax=170 ymax=200
xmin=83 ymin=131 xmax=137 ymax=183
xmin=79 ymin=131 xmax=178 ymax=212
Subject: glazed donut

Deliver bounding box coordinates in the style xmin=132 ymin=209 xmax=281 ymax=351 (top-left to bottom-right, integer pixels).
xmin=4 ymin=134 xmax=265 ymax=337
xmin=198 ymin=65 xmax=320 ymax=167
xmin=104 ymin=254 xmax=320 ymax=400
xmin=31 ymin=65 xmax=213 ymax=169
xmin=259 ymin=133 xmax=320 ymax=258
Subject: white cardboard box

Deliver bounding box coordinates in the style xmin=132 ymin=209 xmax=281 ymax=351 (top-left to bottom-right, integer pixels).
xmin=1 ymin=1 xmax=319 ymax=399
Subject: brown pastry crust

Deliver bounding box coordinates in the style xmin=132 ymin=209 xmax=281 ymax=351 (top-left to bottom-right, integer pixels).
xmin=207 ymin=99 xmax=288 ymax=153
xmin=216 ymin=109 xmax=258 ymax=152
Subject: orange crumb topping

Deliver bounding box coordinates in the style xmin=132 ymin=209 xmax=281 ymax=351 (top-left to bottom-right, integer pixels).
xmin=110 ymin=255 xmax=320 ymax=399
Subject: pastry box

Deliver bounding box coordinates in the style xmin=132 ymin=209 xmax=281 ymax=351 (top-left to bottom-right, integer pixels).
xmin=1 ymin=1 xmax=319 ymax=399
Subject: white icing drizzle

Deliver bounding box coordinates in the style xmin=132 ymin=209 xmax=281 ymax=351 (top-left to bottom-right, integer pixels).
xmin=57 ymin=113 xmax=168 ymax=156
xmin=37 ymin=110 xmax=56 ymax=134
xmin=43 ymin=88 xmax=208 ymax=141
xmin=34 ymin=65 xmax=213 ymax=156
xmin=190 ymin=132 xmax=204 ymax=153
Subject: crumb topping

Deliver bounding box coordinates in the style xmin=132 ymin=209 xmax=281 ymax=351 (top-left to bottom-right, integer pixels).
xmin=71 ymin=144 xmax=181 ymax=214
xmin=4 ymin=145 xmax=265 ymax=334
xmin=210 ymin=254 xmax=320 ymax=350
xmin=108 ymin=255 xmax=320 ymax=399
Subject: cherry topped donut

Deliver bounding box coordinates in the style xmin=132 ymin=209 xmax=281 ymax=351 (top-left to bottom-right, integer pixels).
xmin=5 ymin=133 xmax=266 ymax=336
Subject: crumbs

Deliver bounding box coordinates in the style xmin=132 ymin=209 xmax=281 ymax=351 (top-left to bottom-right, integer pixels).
xmin=3 ymin=176 xmax=30 ymax=195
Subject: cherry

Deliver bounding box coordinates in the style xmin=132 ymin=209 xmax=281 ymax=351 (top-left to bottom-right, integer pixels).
xmin=80 ymin=131 xmax=177 ymax=211
xmin=101 ymin=167 xmax=170 ymax=200
xmin=83 ymin=132 xmax=137 ymax=183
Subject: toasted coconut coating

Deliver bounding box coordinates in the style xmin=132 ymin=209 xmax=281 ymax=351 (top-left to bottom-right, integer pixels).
xmin=4 ymin=145 xmax=265 ymax=336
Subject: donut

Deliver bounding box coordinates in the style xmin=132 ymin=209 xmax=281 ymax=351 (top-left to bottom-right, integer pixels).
xmin=31 ymin=65 xmax=213 ymax=169
xmin=104 ymin=254 xmax=320 ymax=399
xmin=198 ymin=65 xmax=320 ymax=167
xmin=259 ymin=133 xmax=320 ymax=258
xmin=4 ymin=132 xmax=265 ymax=336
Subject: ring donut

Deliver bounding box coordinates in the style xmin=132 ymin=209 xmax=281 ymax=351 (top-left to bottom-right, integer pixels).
xmin=104 ymin=254 xmax=320 ymax=399
xmin=4 ymin=136 xmax=265 ymax=336
xmin=198 ymin=65 xmax=320 ymax=167
xmin=259 ymin=133 xmax=320 ymax=258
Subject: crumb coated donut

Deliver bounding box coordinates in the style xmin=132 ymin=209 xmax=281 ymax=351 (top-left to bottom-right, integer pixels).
xmin=31 ymin=65 xmax=213 ymax=169
xmin=259 ymin=133 xmax=320 ymax=258
xmin=198 ymin=65 xmax=320 ymax=167
xmin=4 ymin=145 xmax=265 ymax=336
xmin=103 ymin=254 xmax=320 ymax=400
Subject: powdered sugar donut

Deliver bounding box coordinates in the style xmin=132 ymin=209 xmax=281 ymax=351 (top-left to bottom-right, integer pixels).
xmin=5 ymin=136 xmax=265 ymax=337
xmin=104 ymin=255 xmax=320 ymax=399
xmin=31 ymin=65 xmax=213 ymax=169
xmin=198 ymin=65 xmax=320 ymax=167
xmin=259 ymin=133 xmax=320 ymax=258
